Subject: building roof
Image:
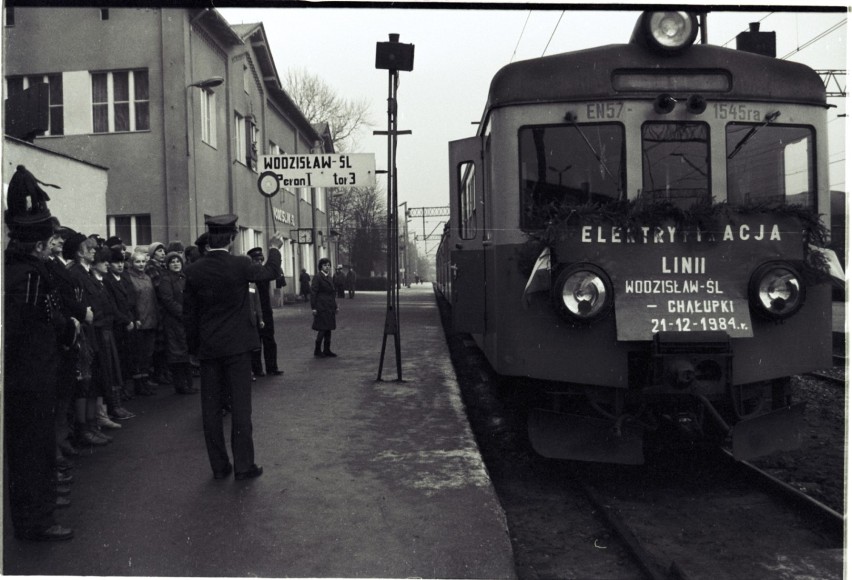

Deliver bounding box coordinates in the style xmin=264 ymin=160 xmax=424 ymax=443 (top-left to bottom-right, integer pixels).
xmin=231 ymin=19 xmax=322 ymax=146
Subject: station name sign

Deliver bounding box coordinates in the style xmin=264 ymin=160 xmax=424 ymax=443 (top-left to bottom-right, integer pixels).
xmin=260 ymin=154 xmax=376 ymax=189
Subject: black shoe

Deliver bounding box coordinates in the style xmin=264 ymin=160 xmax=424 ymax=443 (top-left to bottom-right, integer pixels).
xmin=254 ymin=371 xmax=266 ymax=377
xmin=58 ymin=439 xmax=80 ymax=457
xmin=268 ymin=370 xmax=284 ymax=376
xmin=234 ymin=465 xmax=263 ymax=481
xmin=16 ymin=524 xmax=74 ymax=542
xmin=323 ymin=350 xmax=337 ymax=358
xmin=213 ymin=464 xmax=233 ymax=480
xmin=314 ymin=350 xmax=326 ymax=358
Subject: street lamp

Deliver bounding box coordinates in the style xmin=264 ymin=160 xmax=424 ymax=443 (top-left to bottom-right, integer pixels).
xmin=187 ymin=76 xmax=225 ymax=241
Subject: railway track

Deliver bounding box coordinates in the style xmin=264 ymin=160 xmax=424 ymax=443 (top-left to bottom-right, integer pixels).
xmin=437 ymin=293 xmax=845 ymax=579
xmin=572 ymin=451 xmax=844 ymax=580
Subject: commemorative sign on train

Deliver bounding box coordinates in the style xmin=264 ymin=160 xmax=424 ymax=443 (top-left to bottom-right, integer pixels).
xmin=553 ymin=214 xmax=804 ymax=341
xmin=257 ymin=153 xmax=377 ymax=197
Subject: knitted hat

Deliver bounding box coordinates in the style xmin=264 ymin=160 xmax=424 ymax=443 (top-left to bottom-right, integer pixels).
xmin=148 ymin=242 xmax=165 ymax=258
xmin=165 ymin=251 xmax=185 ymax=266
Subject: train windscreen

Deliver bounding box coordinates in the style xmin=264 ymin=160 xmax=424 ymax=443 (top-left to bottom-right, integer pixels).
xmin=641 ymin=122 xmax=710 ymax=208
xmin=726 ymin=123 xmax=815 ymax=208
xmin=520 ymin=123 xmax=624 ymax=228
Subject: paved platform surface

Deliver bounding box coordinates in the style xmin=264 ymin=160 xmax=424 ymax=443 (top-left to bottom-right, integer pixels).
xmin=3 ymin=285 xmax=516 ymax=579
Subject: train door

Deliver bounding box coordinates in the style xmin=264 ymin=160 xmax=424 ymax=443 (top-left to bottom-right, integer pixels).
xmin=448 ymin=136 xmax=485 ymax=334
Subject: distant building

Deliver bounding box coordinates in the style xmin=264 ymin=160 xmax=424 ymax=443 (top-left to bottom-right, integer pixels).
xmin=3 ymin=6 xmax=333 ymax=295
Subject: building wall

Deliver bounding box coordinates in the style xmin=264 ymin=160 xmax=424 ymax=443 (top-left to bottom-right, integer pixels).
xmin=4 ymin=6 xmax=329 ymax=288
xmin=3 ymin=137 xmax=108 ymax=237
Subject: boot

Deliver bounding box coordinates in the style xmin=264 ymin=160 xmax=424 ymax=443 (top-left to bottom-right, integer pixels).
xmin=314 ymin=340 xmax=325 ymax=358
xmin=182 ymin=363 xmax=199 ymax=393
xmin=322 ymin=336 xmax=337 ymax=358
xmin=109 ymin=387 xmax=135 ymax=420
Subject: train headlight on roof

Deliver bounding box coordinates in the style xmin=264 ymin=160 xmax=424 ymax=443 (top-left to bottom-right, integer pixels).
xmin=552 ymin=264 xmax=613 ymax=323
xmin=632 ymin=11 xmax=699 ymax=54
xmin=748 ymin=262 xmax=806 ymax=321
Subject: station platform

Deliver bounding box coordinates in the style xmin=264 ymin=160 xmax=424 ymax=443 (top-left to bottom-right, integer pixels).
xmin=3 ymin=285 xmax=516 ymax=579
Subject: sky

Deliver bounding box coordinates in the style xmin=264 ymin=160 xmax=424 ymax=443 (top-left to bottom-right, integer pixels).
xmin=219 ymin=4 xmax=848 ymax=254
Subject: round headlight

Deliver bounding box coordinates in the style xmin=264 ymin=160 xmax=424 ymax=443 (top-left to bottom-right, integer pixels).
xmin=749 ymin=262 xmax=805 ymax=320
xmin=633 ymin=11 xmax=699 ymax=53
xmin=552 ymin=264 xmax=612 ymax=323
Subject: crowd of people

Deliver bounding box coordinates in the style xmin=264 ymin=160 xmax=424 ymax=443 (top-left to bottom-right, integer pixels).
xmin=3 ymin=169 xmax=304 ymax=541
xmin=4 ymin=165 xmax=361 ymax=542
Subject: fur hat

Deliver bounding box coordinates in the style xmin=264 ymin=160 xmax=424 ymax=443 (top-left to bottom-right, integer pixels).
xmin=62 ymin=232 xmax=88 ymax=260
xmin=166 ymin=240 xmax=185 ymax=254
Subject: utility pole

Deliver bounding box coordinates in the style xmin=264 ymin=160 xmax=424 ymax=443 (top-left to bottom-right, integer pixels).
xmin=374 ymin=34 xmax=414 ymax=382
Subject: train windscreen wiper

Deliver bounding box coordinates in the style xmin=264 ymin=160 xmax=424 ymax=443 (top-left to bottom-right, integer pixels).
xmin=727 ymin=111 xmax=781 ymax=160
xmin=564 ymin=112 xmax=622 ymax=196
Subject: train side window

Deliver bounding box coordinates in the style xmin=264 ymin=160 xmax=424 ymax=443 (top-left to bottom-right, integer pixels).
xmin=458 ymin=161 xmax=477 ymax=240
xmin=519 ymin=123 xmax=624 ymax=229
xmin=726 ymin=124 xmax=815 ymax=209
xmin=641 ymin=122 xmax=710 ymax=208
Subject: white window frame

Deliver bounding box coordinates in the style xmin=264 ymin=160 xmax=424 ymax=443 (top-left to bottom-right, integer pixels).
xmin=5 ymin=74 xmax=63 ymax=136
xmin=91 ymin=69 xmax=149 ymax=134
xmin=200 ymin=88 xmax=216 ymax=147
xmin=235 ymin=112 xmax=246 ymax=165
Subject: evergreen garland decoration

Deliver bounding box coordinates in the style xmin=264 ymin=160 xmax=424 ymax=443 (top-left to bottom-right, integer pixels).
xmin=519 ymin=199 xmax=833 ymax=284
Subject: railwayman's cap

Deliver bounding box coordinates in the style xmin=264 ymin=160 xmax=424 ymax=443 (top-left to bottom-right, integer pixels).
xmin=205 ymin=214 xmax=238 ymax=235
xmin=6 ymin=209 xmax=56 ymax=243
xmin=247 ymin=247 xmax=264 ymax=259
xmin=105 ymin=236 xmax=123 ymax=249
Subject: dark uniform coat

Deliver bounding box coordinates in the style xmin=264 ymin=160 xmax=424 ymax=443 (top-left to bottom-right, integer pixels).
xmin=183 ymin=249 xmax=282 ymax=360
xmin=310 ymin=271 xmax=337 ymax=331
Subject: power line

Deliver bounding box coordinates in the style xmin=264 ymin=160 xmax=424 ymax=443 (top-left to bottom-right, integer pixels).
xmin=541 ymin=11 xmax=564 ymax=57
xmin=780 ymin=19 xmax=846 ymax=60
xmin=510 ymin=10 xmax=532 ymax=64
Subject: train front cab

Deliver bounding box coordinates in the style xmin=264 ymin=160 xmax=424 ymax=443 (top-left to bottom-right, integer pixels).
xmin=447 ymin=11 xmax=838 ymax=465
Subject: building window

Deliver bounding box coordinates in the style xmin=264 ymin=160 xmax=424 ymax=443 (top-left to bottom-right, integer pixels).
xmin=235 ymin=113 xmax=246 ymax=165
xmin=92 ymin=69 xmax=149 ymax=134
xmin=110 ymin=214 xmax=152 ymax=247
xmin=5 ymin=7 xmax=14 ymax=26
xmin=269 ymin=141 xmax=280 ymax=156
xmin=243 ymin=64 xmax=250 ymax=94
xmin=5 ymin=74 xmax=64 ymax=136
xmin=100 ymin=9 xmax=109 ymax=20
xmin=199 ymin=88 xmax=216 ymax=147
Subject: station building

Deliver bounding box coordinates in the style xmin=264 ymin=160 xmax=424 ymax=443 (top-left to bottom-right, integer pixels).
xmin=3 ymin=6 xmax=334 ymax=296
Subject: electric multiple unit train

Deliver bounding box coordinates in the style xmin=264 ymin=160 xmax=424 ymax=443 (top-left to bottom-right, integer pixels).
xmin=436 ymin=11 xmax=840 ymax=464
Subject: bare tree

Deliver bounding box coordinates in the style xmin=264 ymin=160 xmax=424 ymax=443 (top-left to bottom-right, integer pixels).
xmin=283 ymin=67 xmax=373 ymax=152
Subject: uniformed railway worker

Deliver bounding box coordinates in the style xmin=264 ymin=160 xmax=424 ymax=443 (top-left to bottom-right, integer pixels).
xmin=247 ymin=247 xmax=284 ymax=377
xmin=4 ymin=208 xmax=77 ymax=541
xmin=183 ymin=215 xmax=285 ymax=481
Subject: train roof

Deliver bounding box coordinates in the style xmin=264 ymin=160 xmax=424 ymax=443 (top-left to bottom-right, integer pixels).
xmin=486 ymin=43 xmax=827 ymax=114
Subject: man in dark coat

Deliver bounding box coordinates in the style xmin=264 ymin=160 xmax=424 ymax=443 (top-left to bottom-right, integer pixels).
xmin=183 ymin=215 xmax=285 ymax=481
xmin=345 ymin=266 xmax=357 ymax=299
xmin=247 ymin=247 xmax=283 ymax=376
xmin=311 ymin=257 xmax=338 ymax=357
xmin=4 ymin=209 xmax=77 ymax=541
xmin=332 ymin=264 xmax=346 ymax=298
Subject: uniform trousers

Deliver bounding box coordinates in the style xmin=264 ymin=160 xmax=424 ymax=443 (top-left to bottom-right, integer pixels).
xmin=5 ymin=390 xmax=58 ymax=534
xmin=199 ymin=351 xmax=256 ymax=474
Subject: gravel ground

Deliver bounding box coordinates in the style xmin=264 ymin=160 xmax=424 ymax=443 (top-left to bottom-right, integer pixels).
xmin=750 ymin=368 xmax=846 ymax=514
